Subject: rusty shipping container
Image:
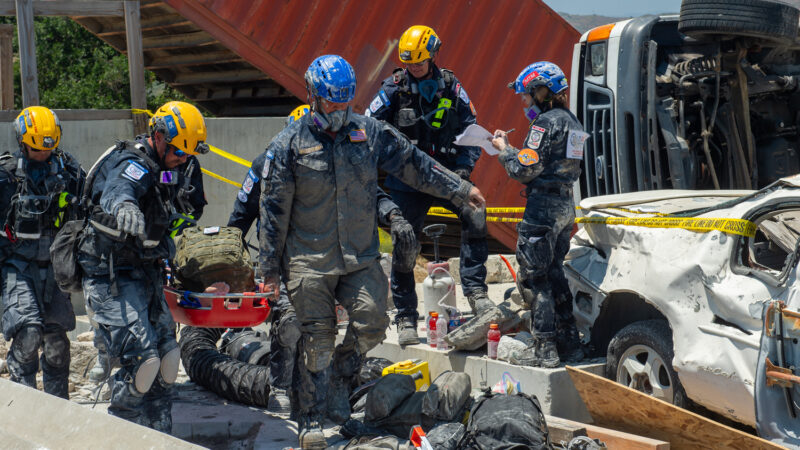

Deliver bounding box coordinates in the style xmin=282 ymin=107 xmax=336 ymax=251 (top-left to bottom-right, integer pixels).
xmin=164 ymin=0 xmax=580 ymax=250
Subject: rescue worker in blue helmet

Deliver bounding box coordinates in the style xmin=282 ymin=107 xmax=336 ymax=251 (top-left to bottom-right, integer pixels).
xmin=78 ymin=101 xmax=209 ymax=431
xmin=491 ymin=61 xmax=587 ymax=368
xmin=0 ymin=106 xmax=84 ymax=398
xmin=87 ymin=125 xmax=207 ymax=385
xmin=228 ymin=104 xmax=416 ymax=416
xmin=260 ymin=54 xmax=485 ymax=449
xmin=367 ymin=25 xmax=492 ymax=346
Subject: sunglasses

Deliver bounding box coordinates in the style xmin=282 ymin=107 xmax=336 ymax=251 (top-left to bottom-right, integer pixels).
xmin=169 ymin=145 xmax=188 ymax=157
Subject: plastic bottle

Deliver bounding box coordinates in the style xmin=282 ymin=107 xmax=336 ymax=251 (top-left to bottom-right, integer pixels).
xmin=427 ymin=312 xmax=439 ymax=348
xmin=448 ymin=308 xmax=462 ymax=333
xmin=436 ymin=314 xmax=449 ymax=351
xmin=487 ymin=323 xmax=501 ymax=359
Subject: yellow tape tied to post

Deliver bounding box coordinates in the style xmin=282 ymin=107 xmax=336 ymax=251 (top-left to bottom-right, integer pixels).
xmin=575 ymin=215 xmax=757 ymax=237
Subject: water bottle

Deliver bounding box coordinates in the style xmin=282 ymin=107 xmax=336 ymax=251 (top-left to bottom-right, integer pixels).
xmin=436 ymin=314 xmax=449 ymax=351
xmin=448 ymin=308 xmax=462 ymax=333
xmin=487 ymin=323 xmax=501 ymax=359
xmin=427 ymin=312 xmax=439 ymax=348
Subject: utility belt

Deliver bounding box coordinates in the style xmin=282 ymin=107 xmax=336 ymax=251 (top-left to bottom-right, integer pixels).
xmin=525 ymin=184 xmax=573 ymax=197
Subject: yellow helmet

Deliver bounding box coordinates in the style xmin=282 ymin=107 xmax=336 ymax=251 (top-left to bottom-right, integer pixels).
xmin=398 ymin=25 xmax=441 ymax=64
xmin=14 ymin=106 xmax=61 ymax=151
xmin=148 ymin=101 xmax=209 ymax=155
xmin=286 ymin=104 xmax=310 ymax=126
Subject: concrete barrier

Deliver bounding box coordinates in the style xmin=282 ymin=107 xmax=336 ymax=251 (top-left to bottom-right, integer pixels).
xmin=0 ymin=377 xmax=202 ymax=449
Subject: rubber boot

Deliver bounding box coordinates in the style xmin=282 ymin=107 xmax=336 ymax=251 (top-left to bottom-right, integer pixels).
xmin=88 ymin=351 xmax=111 ymax=383
xmin=267 ymin=387 xmax=292 ymax=415
xmin=466 ymin=289 xmax=495 ymax=315
xmin=298 ymin=414 xmax=326 ymax=449
xmin=557 ymin=326 xmax=585 ymax=363
xmin=397 ymin=316 xmax=420 ymax=346
xmin=535 ymin=335 xmax=561 ymax=369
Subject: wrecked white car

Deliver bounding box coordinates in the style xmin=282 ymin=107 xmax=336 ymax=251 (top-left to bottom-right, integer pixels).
xmin=565 ymin=176 xmax=800 ymax=445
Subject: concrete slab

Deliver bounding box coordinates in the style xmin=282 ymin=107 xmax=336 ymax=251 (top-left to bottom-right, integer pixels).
xmin=0 ymin=377 xmax=201 ymax=449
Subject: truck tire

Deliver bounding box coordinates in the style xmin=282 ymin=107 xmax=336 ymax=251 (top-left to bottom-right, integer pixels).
xmin=605 ymin=320 xmax=689 ymax=408
xmin=678 ymin=0 xmax=800 ymax=44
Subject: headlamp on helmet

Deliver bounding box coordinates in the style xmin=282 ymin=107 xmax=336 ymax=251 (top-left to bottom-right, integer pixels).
xmin=148 ymin=101 xmax=209 ymax=156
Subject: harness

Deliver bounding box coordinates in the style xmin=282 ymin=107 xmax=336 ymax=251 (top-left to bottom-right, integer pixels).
xmin=391 ymin=67 xmax=463 ymax=163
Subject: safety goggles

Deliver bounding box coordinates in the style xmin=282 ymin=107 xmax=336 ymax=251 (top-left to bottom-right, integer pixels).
xmin=170 ymin=141 xmax=209 ymax=157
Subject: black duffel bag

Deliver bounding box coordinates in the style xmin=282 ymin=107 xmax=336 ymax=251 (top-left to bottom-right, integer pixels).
xmin=459 ymin=392 xmax=552 ymax=450
xmin=49 ymin=219 xmax=85 ymax=293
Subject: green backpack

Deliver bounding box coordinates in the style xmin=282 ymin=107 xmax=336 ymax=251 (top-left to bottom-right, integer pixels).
xmin=174 ymin=226 xmax=255 ymax=293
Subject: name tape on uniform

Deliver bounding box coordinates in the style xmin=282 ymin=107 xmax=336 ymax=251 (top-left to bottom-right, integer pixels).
xmin=575 ymin=215 xmax=757 ymax=237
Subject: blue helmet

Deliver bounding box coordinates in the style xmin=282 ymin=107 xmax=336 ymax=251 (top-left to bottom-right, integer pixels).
xmin=509 ymin=61 xmax=568 ymax=96
xmin=304 ymin=55 xmax=357 ymax=103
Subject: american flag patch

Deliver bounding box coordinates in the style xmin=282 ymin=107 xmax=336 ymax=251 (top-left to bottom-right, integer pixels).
xmin=349 ymin=129 xmax=367 ymax=142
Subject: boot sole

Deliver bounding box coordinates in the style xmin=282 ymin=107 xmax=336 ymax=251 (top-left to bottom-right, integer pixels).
xmin=299 ymin=435 xmax=327 ymax=449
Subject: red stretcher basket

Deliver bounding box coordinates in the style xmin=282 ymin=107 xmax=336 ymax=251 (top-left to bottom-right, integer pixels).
xmin=163 ymin=286 xmax=271 ymax=328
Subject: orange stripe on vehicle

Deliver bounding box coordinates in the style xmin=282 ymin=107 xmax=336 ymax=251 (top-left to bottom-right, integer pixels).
xmin=587 ymin=23 xmax=615 ymax=42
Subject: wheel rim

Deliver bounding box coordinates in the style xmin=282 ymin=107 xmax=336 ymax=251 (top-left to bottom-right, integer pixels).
xmin=615 ymin=344 xmax=674 ymax=402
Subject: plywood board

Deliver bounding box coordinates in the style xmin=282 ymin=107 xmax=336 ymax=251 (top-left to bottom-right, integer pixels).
xmin=566 ymin=366 xmax=784 ymax=450
xmin=547 ymin=415 xmax=670 ymax=450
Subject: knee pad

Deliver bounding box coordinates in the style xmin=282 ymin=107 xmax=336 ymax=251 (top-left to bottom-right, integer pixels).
xmin=159 ymin=347 xmax=180 ymax=385
xmin=42 ymin=331 xmax=70 ymax=368
xmin=133 ymin=356 xmax=161 ymax=394
xmin=276 ymin=313 xmax=301 ymax=348
xmin=12 ymin=325 xmax=43 ymax=364
xmin=301 ymin=332 xmax=335 ymax=373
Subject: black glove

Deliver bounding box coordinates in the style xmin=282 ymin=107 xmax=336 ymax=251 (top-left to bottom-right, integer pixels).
xmin=390 ymin=212 xmax=419 ymax=273
xmin=453 ymin=167 xmax=472 ymax=181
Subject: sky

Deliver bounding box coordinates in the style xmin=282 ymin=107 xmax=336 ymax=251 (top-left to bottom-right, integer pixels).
xmin=541 ymin=0 xmax=683 ymax=17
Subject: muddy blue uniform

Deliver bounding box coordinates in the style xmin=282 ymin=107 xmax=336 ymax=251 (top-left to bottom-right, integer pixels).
xmin=78 ymin=137 xmax=185 ymax=432
xmin=0 ymin=150 xmax=83 ymax=398
xmin=498 ymin=107 xmax=583 ymax=339
xmin=368 ymin=65 xmax=487 ymax=320
xmin=229 ymin=149 xmax=400 ymax=393
xmin=258 ymin=112 xmax=473 ymax=420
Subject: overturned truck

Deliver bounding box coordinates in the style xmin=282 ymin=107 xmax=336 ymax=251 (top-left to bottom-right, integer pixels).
xmin=572 ymin=0 xmax=800 ymax=197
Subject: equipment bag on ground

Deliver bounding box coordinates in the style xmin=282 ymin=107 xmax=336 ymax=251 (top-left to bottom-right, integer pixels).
xmin=422 ymin=370 xmax=472 ymax=423
xmin=459 ymin=392 xmax=552 ymax=450
xmin=174 ymin=225 xmax=255 ymax=292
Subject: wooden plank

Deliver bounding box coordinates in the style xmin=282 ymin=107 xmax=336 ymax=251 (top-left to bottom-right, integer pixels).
xmin=565 ymin=366 xmax=784 ymax=450
xmin=97 ymin=14 xmax=189 ymax=36
xmin=0 ymin=1 xmax=124 ymax=16
xmin=15 ymin=0 xmax=37 ymax=106
xmin=124 ymin=0 xmax=146 ymax=135
xmin=145 ymin=50 xmax=243 ymax=70
xmin=0 ymin=109 xmax=133 ymax=121
xmin=547 ymin=416 xmax=670 ymax=450
xmin=172 ymin=69 xmax=266 ymax=85
xmin=0 ymin=24 xmax=13 ymax=109
xmin=142 ymin=31 xmax=215 ymax=50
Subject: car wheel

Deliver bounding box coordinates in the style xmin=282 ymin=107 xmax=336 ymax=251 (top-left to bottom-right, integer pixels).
xmin=678 ymin=0 xmax=800 ymax=44
xmin=605 ymin=320 xmax=688 ymax=408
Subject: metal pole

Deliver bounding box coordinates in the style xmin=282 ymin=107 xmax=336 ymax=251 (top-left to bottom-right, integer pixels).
xmin=124 ymin=0 xmax=147 ymax=135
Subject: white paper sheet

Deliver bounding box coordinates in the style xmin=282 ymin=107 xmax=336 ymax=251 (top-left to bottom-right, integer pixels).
xmin=454 ymin=124 xmax=499 ymax=155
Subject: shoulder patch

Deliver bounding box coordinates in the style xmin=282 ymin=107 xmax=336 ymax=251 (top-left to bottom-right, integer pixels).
xmin=517 ymin=148 xmax=540 ymax=166
xmin=121 ymin=160 xmax=148 ymax=182
xmin=237 ymin=190 xmax=248 ymax=203
xmin=298 ymin=144 xmax=323 ymax=155
xmin=262 ymin=151 xmax=274 ymax=178
xmin=369 ymin=95 xmax=383 ymax=114
xmin=527 ymin=125 xmax=547 ymax=150
xmin=349 ymin=129 xmax=367 ymax=142
xmin=457 ymin=83 xmax=470 ymax=104
xmin=242 ymin=169 xmax=258 ymax=194
xmin=379 ymin=90 xmax=390 ymax=106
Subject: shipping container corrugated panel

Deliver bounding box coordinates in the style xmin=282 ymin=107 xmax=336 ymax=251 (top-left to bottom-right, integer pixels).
xmin=164 ymin=0 xmax=580 ymax=251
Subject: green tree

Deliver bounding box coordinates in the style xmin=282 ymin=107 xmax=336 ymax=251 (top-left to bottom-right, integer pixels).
xmin=0 ymin=16 xmax=194 ymax=112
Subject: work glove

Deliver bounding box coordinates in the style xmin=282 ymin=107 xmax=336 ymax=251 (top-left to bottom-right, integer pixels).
xmin=453 ymin=167 xmax=472 ymax=181
xmin=390 ymin=212 xmax=420 ymax=273
xmin=115 ymin=202 xmax=146 ymax=240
